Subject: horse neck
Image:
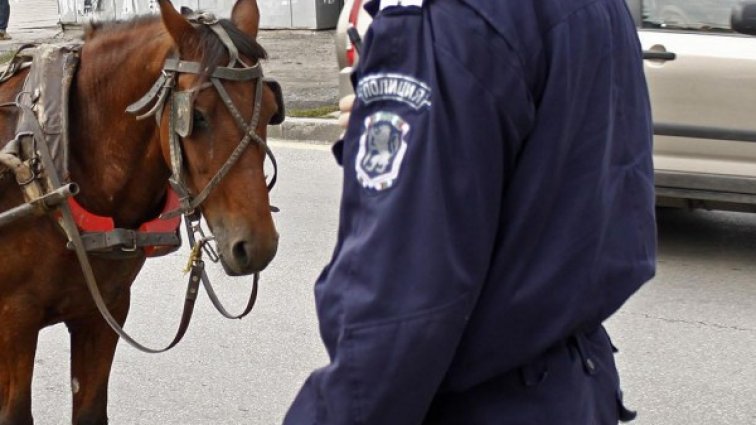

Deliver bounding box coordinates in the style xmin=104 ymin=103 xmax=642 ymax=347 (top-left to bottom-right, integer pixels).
xmin=68 ymin=23 xmax=173 ymax=228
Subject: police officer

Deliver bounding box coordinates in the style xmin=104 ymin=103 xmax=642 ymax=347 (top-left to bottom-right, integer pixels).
xmin=285 ymin=0 xmax=656 ymax=423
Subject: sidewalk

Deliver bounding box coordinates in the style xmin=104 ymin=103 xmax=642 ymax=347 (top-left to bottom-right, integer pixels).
xmin=2 ymin=0 xmax=61 ymax=43
xmin=0 ymin=2 xmax=343 ymax=143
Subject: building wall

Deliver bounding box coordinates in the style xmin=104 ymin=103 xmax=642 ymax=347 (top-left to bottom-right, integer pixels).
xmin=57 ymin=0 xmax=342 ymax=29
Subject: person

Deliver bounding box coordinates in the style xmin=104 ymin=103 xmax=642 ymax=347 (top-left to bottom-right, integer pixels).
xmin=0 ymin=0 xmax=10 ymax=40
xmin=284 ymin=0 xmax=656 ymax=423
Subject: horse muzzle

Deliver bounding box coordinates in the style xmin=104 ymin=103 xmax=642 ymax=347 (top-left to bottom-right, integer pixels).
xmin=217 ymin=229 xmax=279 ymax=276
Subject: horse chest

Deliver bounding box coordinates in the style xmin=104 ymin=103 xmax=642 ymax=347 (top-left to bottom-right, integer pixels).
xmin=0 ymin=218 xmax=142 ymax=326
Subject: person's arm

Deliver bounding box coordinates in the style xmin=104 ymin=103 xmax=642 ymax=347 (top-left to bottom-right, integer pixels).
xmin=285 ymin=4 xmax=533 ymax=424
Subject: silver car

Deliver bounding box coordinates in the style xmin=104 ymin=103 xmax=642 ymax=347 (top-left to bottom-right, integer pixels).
xmin=631 ymin=0 xmax=756 ymax=212
xmin=336 ymin=0 xmax=756 ymax=213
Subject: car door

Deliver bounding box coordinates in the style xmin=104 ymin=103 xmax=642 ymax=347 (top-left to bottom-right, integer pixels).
xmin=631 ymin=0 xmax=756 ymax=208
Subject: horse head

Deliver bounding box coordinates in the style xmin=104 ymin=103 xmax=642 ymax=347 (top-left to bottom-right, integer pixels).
xmin=156 ymin=0 xmax=280 ymax=275
xmin=72 ymin=0 xmax=280 ymax=275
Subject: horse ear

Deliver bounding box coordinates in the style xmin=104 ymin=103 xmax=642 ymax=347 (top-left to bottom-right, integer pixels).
xmin=158 ymin=0 xmax=198 ymax=50
xmin=83 ymin=21 xmax=101 ymax=40
xmin=231 ymin=0 xmax=260 ymax=39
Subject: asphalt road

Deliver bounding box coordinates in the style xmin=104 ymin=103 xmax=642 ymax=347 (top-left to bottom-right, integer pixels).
xmin=30 ymin=141 xmax=756 ymax=424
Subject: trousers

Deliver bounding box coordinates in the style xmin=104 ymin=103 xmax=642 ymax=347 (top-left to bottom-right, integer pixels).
xmin=0 ymin=0 xmax=9 ymax=31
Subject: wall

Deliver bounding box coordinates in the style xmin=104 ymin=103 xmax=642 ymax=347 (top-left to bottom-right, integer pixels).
xmin=57 ymin=0 xmax=342 ymax=29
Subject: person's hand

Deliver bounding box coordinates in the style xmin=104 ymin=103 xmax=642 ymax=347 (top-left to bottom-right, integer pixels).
xmin=338 ymin=94 xmax=355 ymax=131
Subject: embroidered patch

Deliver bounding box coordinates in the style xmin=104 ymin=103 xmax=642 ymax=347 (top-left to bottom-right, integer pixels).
xmin=356 ymin=112 xmax=410 ymax=191
xmin=356 ymin=73 xmax=431 ymax=110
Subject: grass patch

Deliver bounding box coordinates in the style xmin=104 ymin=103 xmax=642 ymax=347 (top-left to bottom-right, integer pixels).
xmin=0 ymin=51 xmax=14 ymax=64
xmin=287 ymin=105 xmax=339 ymax=118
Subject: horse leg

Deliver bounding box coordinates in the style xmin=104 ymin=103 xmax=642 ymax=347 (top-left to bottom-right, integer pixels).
xmin=0 ymin=303 xmax=41 ymax=425
xmin=66 ymin=294 xmax=130 ymax=425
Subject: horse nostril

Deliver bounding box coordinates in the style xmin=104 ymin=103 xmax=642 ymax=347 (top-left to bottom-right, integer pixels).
xmin=231 ymin=240 xmax=252 ymax=268
xmin=225 ymin=235 xmax=277 ymax=275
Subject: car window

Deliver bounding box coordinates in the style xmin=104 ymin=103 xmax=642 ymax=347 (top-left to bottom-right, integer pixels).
xmin=642 ymin=0 xmax=738 ymax=32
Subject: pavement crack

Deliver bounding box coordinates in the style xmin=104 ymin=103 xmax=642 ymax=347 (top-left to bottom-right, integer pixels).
xmin=630 ymin=312 xmax=756 ymax=333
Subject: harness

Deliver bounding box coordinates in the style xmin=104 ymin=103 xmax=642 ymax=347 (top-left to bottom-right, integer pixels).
xmin=0 ymin=14 xmax=284 ymax=353
xmin=0 ymin=43 xmax=80 ymax=227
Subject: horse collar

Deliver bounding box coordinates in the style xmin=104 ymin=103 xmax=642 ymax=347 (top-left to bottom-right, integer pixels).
xmin=60 ymin=189 xmax=182 ymax=257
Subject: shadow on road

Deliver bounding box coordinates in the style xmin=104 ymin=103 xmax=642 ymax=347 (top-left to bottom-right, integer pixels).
xmin=656 ymin=207 xmax=756 ymax=262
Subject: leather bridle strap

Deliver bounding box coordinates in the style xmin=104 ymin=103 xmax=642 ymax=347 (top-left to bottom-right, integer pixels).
xmin=209 ymin=23 xmax=240 ymax=66
xmin=184 ymin=215 xmax=258 ymax=319
xmin=182 ymin=77 xmax=265 ymax=211
xmin=125 ymin=71 xmax=173 ymax=121
xmin=127 ymin=18 xmax=278 ymax=221
xmin=162 ymin=58 xmax=263 ymax=81
xmin=158 ymin=59 xmax=278 ymax=219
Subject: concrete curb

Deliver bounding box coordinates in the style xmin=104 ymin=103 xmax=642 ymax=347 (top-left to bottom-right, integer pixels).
xmin=268 ymin=117 xmax=343 ymax=144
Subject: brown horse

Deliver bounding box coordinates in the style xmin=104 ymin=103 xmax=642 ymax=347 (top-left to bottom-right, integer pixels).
xmin=0 ymin=0 xmax=280 ymax=423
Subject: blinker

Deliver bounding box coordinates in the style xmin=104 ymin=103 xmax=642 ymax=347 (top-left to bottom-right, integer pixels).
xmin=172 ymin=91 xmax=195 ymax=138
xmin=264 ymin=79 xmax=285 ymax=125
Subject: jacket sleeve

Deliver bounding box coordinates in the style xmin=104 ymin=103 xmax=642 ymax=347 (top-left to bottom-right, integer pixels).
xmin=284 ymin=4 xmax=534 ymax=424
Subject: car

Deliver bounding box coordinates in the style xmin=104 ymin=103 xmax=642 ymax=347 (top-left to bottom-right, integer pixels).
xmin=643 ymin=0 xmax=738 ymax=29
xmin=335 ymin=0 xmax=756 ymax=213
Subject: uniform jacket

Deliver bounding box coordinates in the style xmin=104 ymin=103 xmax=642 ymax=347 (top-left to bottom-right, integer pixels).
xmin=285 ymin=0 xmax=656 ymax=423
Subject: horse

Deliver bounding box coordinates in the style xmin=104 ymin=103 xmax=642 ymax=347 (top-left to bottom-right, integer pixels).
xmin=0 ymin=0 xmax=280 ymax=423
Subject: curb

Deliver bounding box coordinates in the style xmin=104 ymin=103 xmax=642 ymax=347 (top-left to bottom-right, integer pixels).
xmin=268 ymin=117 xmax=343 ymax=144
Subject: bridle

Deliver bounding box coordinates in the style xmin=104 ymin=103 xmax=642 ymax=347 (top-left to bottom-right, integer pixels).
xmin=126 ymin=12 xmax=282 ymax=220
xmin=69 ymin=13 xmax=283 ymax=353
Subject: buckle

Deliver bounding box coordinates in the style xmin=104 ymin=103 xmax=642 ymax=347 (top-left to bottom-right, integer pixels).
xmin=188 ymin=11 xmax=218 ymax=25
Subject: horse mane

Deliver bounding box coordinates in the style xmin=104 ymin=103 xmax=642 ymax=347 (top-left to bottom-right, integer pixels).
xmin=84 ymin=14 xmax=268 ymax=72
xmin=208 ymin=19 xmax=268 ymax=66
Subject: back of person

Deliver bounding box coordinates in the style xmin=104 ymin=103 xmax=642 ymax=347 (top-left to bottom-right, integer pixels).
xmin=285 ymin=0 xmax=655 ymax=424
xmin=439 ymin=0 xmax=656 ymax=386
xmin=428 ymin=0 xmax=656 ymax=422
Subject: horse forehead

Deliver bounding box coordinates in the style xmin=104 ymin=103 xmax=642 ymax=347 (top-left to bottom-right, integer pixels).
xmin=176 ymin=72 xmax=201 ymax=86
xmin=197 ymin=79 xmax=256 ymax=111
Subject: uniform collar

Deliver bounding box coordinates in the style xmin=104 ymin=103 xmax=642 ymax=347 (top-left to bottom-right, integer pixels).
xmin=365 ymin=0 xmax=425 ymax=16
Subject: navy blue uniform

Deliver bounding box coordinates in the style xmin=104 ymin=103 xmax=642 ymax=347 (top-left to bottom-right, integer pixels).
xmin=285 ymin=0 xmax=656 ymax=423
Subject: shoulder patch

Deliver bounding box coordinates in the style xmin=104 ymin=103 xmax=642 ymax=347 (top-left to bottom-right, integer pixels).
xmin=356 ymin=112 xmax=410 ymax=191
xmin=356 ymin=73 xmax=432 ymax=111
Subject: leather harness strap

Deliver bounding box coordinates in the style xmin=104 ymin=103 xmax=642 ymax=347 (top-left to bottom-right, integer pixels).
xmin=72 ymin=228 xmax=181 ymax=253
xmin=12 ymin=88 xmax=200 ymax=353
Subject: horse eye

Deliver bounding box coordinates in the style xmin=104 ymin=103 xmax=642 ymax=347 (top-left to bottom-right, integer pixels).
xmin=193 ymin=109 xmax=209 ymax=130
